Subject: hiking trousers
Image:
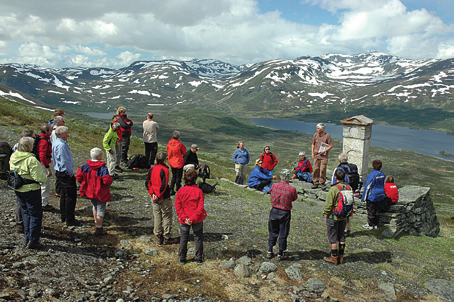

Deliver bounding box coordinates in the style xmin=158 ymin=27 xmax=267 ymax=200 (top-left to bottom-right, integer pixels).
xmin=179 ymin=222 xmax=204 ymax=261
xmin=268 ymin=207 xmax=291 ymax=252
xmin=152 ymin=198 xmax=173 ymax=239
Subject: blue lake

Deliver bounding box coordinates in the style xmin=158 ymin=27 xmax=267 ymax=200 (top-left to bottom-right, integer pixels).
xmin=250 ymin=118 xmax=454 ymax=161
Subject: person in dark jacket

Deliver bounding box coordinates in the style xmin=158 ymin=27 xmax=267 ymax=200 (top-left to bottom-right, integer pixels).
xmin=145 ymin=152 xmax=178 ymax=245
xmin=76 ymin=148 xmax=113 ymax=236
xmin=117 ymin=107 xmax=133 ymax=164
xmin=362 ymin=160 xmax=386 ymax=230
xmin=183 ymin=144 xmax=199 ymax=172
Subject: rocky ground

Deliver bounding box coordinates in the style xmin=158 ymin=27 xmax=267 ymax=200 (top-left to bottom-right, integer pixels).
xmin=0 ymin=125 xmax=452 ymax=302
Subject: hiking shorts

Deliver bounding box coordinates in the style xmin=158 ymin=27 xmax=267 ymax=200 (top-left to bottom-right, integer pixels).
xmin=326 ymin=217 xmax=347 ymax=244
xmin=91 ymin=199 xmax=107 ymax=217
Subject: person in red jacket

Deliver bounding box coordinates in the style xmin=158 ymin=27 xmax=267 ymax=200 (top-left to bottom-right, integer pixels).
xmin=37 ymin=124 xmax=54 ymax=210
xmin=145 ymin=151 xmax=178 ymax=245
xmin=260 ymin=146 xmax=278 ymax=172
xmin=380 ymin=176 xmax=399 ymax=213
xmin=76 ymin=148 xmax=113 ymax=236
xmin=166 ymin=131 xmax=187 ymax=195
xmin=117 ymin=107 xmax=133 ymax=164
xmin=291 ymin=151 xmax=313 ymax=183
xmin=175 ymin=169 xmax=207 ymax=265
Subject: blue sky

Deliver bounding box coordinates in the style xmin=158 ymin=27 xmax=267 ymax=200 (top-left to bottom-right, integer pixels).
xmin=0 ymin=0 xmax=453 ymax=68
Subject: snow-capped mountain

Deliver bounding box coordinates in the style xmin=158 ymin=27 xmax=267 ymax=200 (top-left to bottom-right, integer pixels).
xmin=0 ymin=53 xmax=452 ymax=116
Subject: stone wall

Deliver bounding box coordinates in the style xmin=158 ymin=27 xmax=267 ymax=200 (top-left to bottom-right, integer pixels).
xmin=292 ymin=182 xmax=440 ymax=238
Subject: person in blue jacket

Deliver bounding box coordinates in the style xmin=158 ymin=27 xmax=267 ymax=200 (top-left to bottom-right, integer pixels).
xmin=361 ymin=160 xmax=386 ymax=230
xmin=232 ymin=141 xmax=250 ymax=184
xmin=248 ymin=159 xmax=277 ymax=192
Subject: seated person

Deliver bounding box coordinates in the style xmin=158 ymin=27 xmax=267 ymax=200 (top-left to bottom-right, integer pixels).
xmin=380 ymin=175 xmax=399 ymax=213
xmin=183 ymin=144 xmax=199 ymax=172
xmin=291 ymin=151 xmax=313 ymax=182
xmin=248 ymin=159 xmax=277 ymax=191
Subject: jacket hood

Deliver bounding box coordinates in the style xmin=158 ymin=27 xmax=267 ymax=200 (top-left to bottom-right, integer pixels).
xmin=87 ymin=160 xmax=106 ymax=170
xmin=168 ymin=138 xmax=180 ymax=145
xmin=10 ymin=151 xmax=35 ymax=165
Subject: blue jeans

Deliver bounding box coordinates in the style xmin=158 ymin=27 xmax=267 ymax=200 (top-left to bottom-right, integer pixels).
xmin=16 ymin=189 xmax=43 ymax=244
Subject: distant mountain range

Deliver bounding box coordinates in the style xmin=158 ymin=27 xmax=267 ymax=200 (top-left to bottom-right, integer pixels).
xmin=0 ymin=52 xmax=453 ymax=131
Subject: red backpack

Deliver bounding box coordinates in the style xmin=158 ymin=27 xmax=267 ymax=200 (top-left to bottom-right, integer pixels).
xmin=332 ymin=184 xmax=354 ymax=218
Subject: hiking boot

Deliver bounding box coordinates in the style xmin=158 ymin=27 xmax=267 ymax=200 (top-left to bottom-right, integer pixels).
xmin=163 ymin=237 xmax=178 ymax=245
xmin=323 ymin=255 xmax=338 ymax=265
xmin=27 ymin=241 xmax=43 ymax=250
xmin=197 ymin=260 xmax=203 ymax=265
xmin=266 ymin=251 xmax=274 ymax=259
xmin=42 ymin=205 xmax=54 ymax=211
xmin=115 ymin=166 xmax=123 ymax=173
xmin=320 ymin=183 xmax=326 ymax=190
xmin=277 ymin=253 xmax=288 ymax=261
xmin=311 ymin=184 xmax=319 ymax=189
xmin=179 ymin=259 xmax=186 ymax=265
xmin=338 ymin=255 xmax=344 ymax=264
xmin=95 ymin=227 xmax=107 ymax=236
xmin=156 ymin=236 xmax=164 ymax=245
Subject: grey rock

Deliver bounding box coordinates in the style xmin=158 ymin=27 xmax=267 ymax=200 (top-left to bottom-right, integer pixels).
xmin=381 ymin=228 xmax=395 ymax=238
xmin=237 ymin=256 xmax=252 ymax=265
xmin=259 ymin=262 xmax=277 ymax=273
xmin=425 ymin=278 xmax=454 ymax=301
xmin=266 ymin=272 xmax=278 ymax=280
xmin=120 ymin=240 xmax=132 ymax=249
xmin=144 ymin=248 xmax=159 ymax=256
xmin=219 ymin=259 xmax=236 ymax=270
xmin=234 ymin=264 xmax=252 ymax=278
xmin=204 ymin=248 xmax=223 ymax=259
xmin=285 ymin=265 xmax=303 ymax=280
xmin=136 ymin=235 xmax=151 ymax=243
xmin=378 ymin=283 xmax=396 ymax=300
xmin=304 ymin=278 xmax=326 ymax=293
xmin=115 ymin=248 xmax=128 ymax=257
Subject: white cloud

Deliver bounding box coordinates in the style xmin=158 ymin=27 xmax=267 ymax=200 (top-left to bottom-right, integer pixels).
xmin=117 ymin=51 xmax=141 ymax=66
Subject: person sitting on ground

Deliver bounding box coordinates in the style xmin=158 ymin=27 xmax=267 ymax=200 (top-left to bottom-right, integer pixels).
xmin=267 ymin=169 xmax=298 ymax=260
xmin=103 ymin=122 xmax=121 ymax=180
xmin=145 ymin=151 xmax=178 ymax=245
xmin=323 ymin=168 xmax=351 ymax=265
xmin=76 ymin=148 xmax=113 ymax=236
xmin=167 ymin=131 xmax=187 ymax=195
xmin=232 ymin=141 xmax=250 ymax=185
xmin=260 ymin=146 xmax=278 ymax=174
xmin=175 ymin=169 xmax=207 ymax=265
xmin=248 ymin=158 xmax=277 ymax=192
xmin=10 ymin=137 xmax=48 ymax=249
xmin=380 ymin=175 xmax=399 ymax=213
xmin=183 ymin=144 xmax=199 ymax=172
xmin=291 ymin=151 xmax=313 ymax=182
xmin=361 ymin=160 xmax=386 ymax=230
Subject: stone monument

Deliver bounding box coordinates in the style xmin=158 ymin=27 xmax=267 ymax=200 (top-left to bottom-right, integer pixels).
xmin=341 ymin=115 xmax=373 ymax=182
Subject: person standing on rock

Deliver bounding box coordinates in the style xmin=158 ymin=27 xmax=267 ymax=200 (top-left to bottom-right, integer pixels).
xmin=311 ymin=123 xmax=333 ymax=190
xmin=37 ymin=124 xmax=54 ymax=211
xmin=76 ymin=148 xmax=113 ymax=236
xmin=52 ymin=126 xmax=79 ymax=226
xmin=167 ymin=131 xmax=186 ymax=195
xmin=103 ymin=122 xmax=120 ymax=180
xmin=145 ymin=151 xmax=178 ymax=245
xmin=175 ymin=169 xmax=207 ymax=265
xmin=232 ymin=141 xmax=250 ymax=185
xmin=323 ymin=168 xmax=349 ymax=265
xmin=267 ymin=169 xmax=298 ymax=260
xmin=143 ymin=112 xmax=159 ymax=167
xmin=10 ymin=137 xmax=48 ymax=249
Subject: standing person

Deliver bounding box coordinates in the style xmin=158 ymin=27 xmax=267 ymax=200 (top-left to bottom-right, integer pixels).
xmin=175 ymin=170 xmax=207 ymax=265
xmin=291 ymin=151 xmax=313 ymax=182
xmin=260 ymin=146 xmax=278 ymax=174
xmin=103 ymin=122 xmax=120 ymax=180
xmin=36 ymin=124 xmax=53 ymax=211
xmin=311 ymin=123 xmax=333 ymax=190
xmin=76 ymin=148 xmax=113 ymax=236
xmin=10 ymin=137 xmax=48 ymax=249
xmin=50 ymin=116 xmax=65 ymax=197
xmin=52 ymin=126 xmax=79 ymax=226
xmin=143 ymin=113 xmax=159 ymax=167
xmin=48 ymin=108 xmax=64 ymax=128
xmin=117 ymin=107 xmax=133 ymax=164
xmin=267 ymin=169 xmax=298 ymax=260
xmin=232 ymin=141 xmax=250 ymax=185
xmin=145 ymin=152 xmax=178 ymax=245
xmin=183 ymin=144 xmax=199 ymax=172
xmin=361 ymin=160 xmax=386 ymax=230
xmin=13 ymin=129 xmax=35 ymax=233
xmin=112 ymin=114 xmax=123 ymax=173
xmin=167 ymin=131 xmax=186 ymax=195
xmin=323 ymin=169 xmax=351 ymax=265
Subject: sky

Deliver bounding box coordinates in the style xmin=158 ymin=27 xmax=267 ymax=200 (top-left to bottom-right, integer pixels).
xmin=0 ymin=0 xmax=453 ymax=68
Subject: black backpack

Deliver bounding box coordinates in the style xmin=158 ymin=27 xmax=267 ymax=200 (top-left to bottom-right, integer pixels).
xmin=0 ymin=142 xmax=12 ymax=180
xmin=127 ymin=154 xmax=149 ymax=169
xmin=198 ymin=164 xmax=210 ymax=182
xmin=31 ymin=136 xmax=46 ymax=159
xmin=338 ymin=163 xmax=360 ymax=191
xmin=7 ymin=170 xmax=39 ymax=190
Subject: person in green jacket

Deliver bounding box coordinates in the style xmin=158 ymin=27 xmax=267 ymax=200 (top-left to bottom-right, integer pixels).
xmin=323 ymin=168 xmax=350 ymax=265
xmin=103 ymin=122 xmax=120 ymax=179
xmin=10 ymin=137 xmax=48 ymax=249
